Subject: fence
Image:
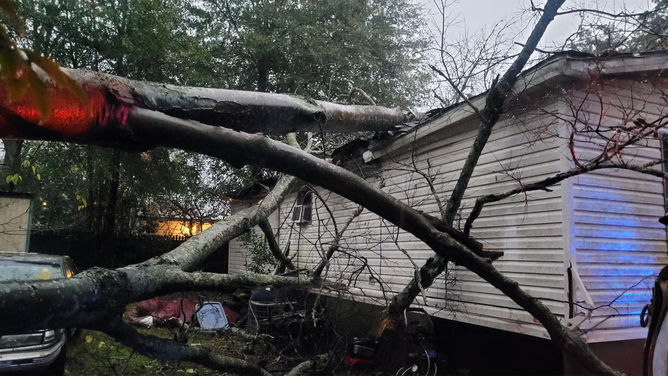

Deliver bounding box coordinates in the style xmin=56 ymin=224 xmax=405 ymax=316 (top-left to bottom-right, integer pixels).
xmin=29 ymin=230 xmax=228 ymax=272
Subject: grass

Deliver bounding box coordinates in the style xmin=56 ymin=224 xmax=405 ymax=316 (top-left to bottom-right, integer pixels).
xmin=65 ymin=327 xmax=246 ymax=376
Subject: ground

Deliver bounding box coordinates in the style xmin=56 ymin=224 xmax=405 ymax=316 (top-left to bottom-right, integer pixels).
xmin=64 ymin=297 xmax=310 ymax=376
xmin=65 ymin=328 xmax=245 ymax=376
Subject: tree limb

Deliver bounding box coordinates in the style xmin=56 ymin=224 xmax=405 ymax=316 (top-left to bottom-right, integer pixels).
xmin=259 ymin=219 xmax=296 ymax=271
xmin=464 ymin=160 xmax=665 ymax=236
xmin=442 ymin=0 xmax=566 ymax=224
xmin=0 ymin=264 xmax=337 ymax=334
xmin=119 ymin=108 xmax=617 ymax=374
xmin=158 ymin=174 xmax=299 ymax=271
xmin=312 ymin=205 xmax=364 ymax=278
xmin=285 ymin=353 xmax=331 ymax=376
xmin=0 ymin=51 xmax=625 ymax=374
xmin=0 ymin=68 xmax=407 ymax=138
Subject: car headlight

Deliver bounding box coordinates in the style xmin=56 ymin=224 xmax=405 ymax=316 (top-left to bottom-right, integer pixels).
xmin=43 ymin=330 xmax=56 ymax=343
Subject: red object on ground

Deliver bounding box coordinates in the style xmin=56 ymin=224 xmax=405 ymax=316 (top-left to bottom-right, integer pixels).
xmin=344 ymin=356 xmax=375 ymax=371
xmin=126 ymin=298 xmax=240 ymax=325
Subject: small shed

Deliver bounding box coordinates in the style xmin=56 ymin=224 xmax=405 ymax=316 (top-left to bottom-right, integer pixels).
xmin=0 ymin=192 xmax=33 ymax=253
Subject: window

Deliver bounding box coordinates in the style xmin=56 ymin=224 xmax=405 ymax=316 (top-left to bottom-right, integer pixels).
xmin=292 ymin=190 xmax=313 ymax=224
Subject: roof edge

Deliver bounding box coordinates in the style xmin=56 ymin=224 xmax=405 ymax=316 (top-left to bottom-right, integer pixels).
xmin=363 ymin=50 xmax=668 ymax=163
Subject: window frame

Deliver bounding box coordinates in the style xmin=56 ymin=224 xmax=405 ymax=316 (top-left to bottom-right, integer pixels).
xmin=292 ymin=189 xmax=313 ymax=224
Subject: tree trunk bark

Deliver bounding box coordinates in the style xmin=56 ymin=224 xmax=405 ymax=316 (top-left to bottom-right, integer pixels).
xmin=0 ymin=68 xmax=407 ymax=143
xmin=99 ymin=149 xmax=121 ymax=267
xmin=1 ymin=139 xmax=23 ymax=192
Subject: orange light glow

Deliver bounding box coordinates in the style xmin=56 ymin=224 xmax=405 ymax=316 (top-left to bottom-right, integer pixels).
xmin=0 ymin=79 xmax=133 ymax=138
xmin=66 ymin=270 xmax=73 ymax=278
xmin=153 ymin=220 xmax=213 ymax=237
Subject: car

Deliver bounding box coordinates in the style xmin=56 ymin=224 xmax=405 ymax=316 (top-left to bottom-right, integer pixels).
xmin=0 ymin=253 xmax=77 ymax=375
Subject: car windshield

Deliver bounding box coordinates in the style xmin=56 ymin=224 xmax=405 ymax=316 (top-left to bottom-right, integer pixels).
xmin=0 ymin=260 xmax=63 ymax=282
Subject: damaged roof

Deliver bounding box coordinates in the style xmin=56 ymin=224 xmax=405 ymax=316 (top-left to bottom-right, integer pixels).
xmin=332 ymin=49 xmax=668 ymax=166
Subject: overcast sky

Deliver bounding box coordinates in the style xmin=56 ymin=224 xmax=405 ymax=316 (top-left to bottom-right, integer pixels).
xmin=419 ymin=0 xmax=655 ymax=47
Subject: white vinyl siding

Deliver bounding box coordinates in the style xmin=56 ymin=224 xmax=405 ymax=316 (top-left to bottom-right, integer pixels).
xmin=567 ymin=79 xmax=668 ymax=343
xmin=227 ymin=199 xmax=281 ymax=274
xmin=225 ymin=68 xmax=668 ymax=344
xmin=271 ymin=101 xmax=567 ymax=339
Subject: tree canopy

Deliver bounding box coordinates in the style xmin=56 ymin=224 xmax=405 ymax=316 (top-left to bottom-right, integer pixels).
xmin=3 ymin=0 xmax=430 ymax=247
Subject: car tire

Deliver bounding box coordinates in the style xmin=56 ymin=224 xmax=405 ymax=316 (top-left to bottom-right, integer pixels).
xmin=43 ymin=345 xmax=67 ymax=376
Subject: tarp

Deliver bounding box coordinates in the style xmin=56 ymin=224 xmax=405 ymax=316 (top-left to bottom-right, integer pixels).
xmin=126 ymin=298 xmax=240 ymax=326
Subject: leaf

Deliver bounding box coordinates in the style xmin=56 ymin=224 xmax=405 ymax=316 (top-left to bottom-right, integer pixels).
xmin=77 ymin=205 xmax=84 ymax=211
xmin=98 ymin=341 xmax=105 ymax=348
xmin=75 ymin=194 xmax=81 ymax=201
xmin=31 ymin=166 xmax=36 ymax=174
xmin=85 ymin=335 xmax=92 ymax=343
xmin=21 ymin=160 xmax=29 ymax=167
xmin=0 ymin=0 xmax=24 ymax=34
xmin=7 ymin=173 xmax=21 ymax=186
xmin=25 ymin=51 xmax=91 ymax=115
xmin=82 ymin=198 xmax=87 ymax=207
xmin=36 ymin=173 xmax=40 ymax=180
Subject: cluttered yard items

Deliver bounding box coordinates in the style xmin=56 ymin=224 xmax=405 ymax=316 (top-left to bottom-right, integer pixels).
xmin=123 ymin=288 xmax=334 ymax=373
xmin=121 ymin=287 xmax=449 ymax=374
xmin=345 ymin=308 xmax=446 ymax=375
xmin=126 ymin=298 xmax=241 ymax=329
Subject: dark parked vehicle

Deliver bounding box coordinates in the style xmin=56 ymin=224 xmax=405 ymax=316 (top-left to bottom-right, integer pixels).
xmin=0 ymin=253 xmax=76 ymax=375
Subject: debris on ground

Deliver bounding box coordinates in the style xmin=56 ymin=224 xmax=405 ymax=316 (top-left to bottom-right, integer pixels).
xmin=125 ymin=298 xmax=240 ymax=328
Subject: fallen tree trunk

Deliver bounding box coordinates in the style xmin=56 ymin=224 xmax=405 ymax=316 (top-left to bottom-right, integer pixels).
xmin=0 ymin=264 xmax=334 ymax=334
xmin=0 ymin=68 xmax=408 ymax=142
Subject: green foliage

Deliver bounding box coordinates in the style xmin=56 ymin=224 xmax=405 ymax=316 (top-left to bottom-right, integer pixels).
xmin=5 ymin=172 xmax=20 ymax=186
xmin=567 ymin=1 xmax=668 ymax=53
xmin=239 ymin=229 xmax=275 ymax=274
xmin=4 ymin=0 xmax=431 ymax=234
xmin=197 ymin=0 xmax=430 ymax=106
xmin=629 ymin=0 xmax=668 ymax=51
xmin=0 ymin=1 xmax=90 ymax=123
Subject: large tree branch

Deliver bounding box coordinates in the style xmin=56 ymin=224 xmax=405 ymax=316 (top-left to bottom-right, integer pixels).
xmin=259 ymin=219 xmax=296 ymax=271
xmin=464 ymin=160 xmax=666 ymax=235
xmin=158 ymin=174 xmax=298 ymax=271
xmin=0 ymin=68 xmax=407 ymax=138
xmin=0 ymin=61 xmax=621 ymax=373
xmin=442 ymin=0 xmax=566 ymax=224
xmin=389 ymin=0 xmax=567 ymax=346
xmin=0 ymin=264 xmax=334 ymax=334
xmin=121 ymin=109 xmax=615 ymax=374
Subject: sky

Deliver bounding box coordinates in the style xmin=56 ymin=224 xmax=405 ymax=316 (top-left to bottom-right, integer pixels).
xmin=419 ymin=0 xmax=655 ymax=47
